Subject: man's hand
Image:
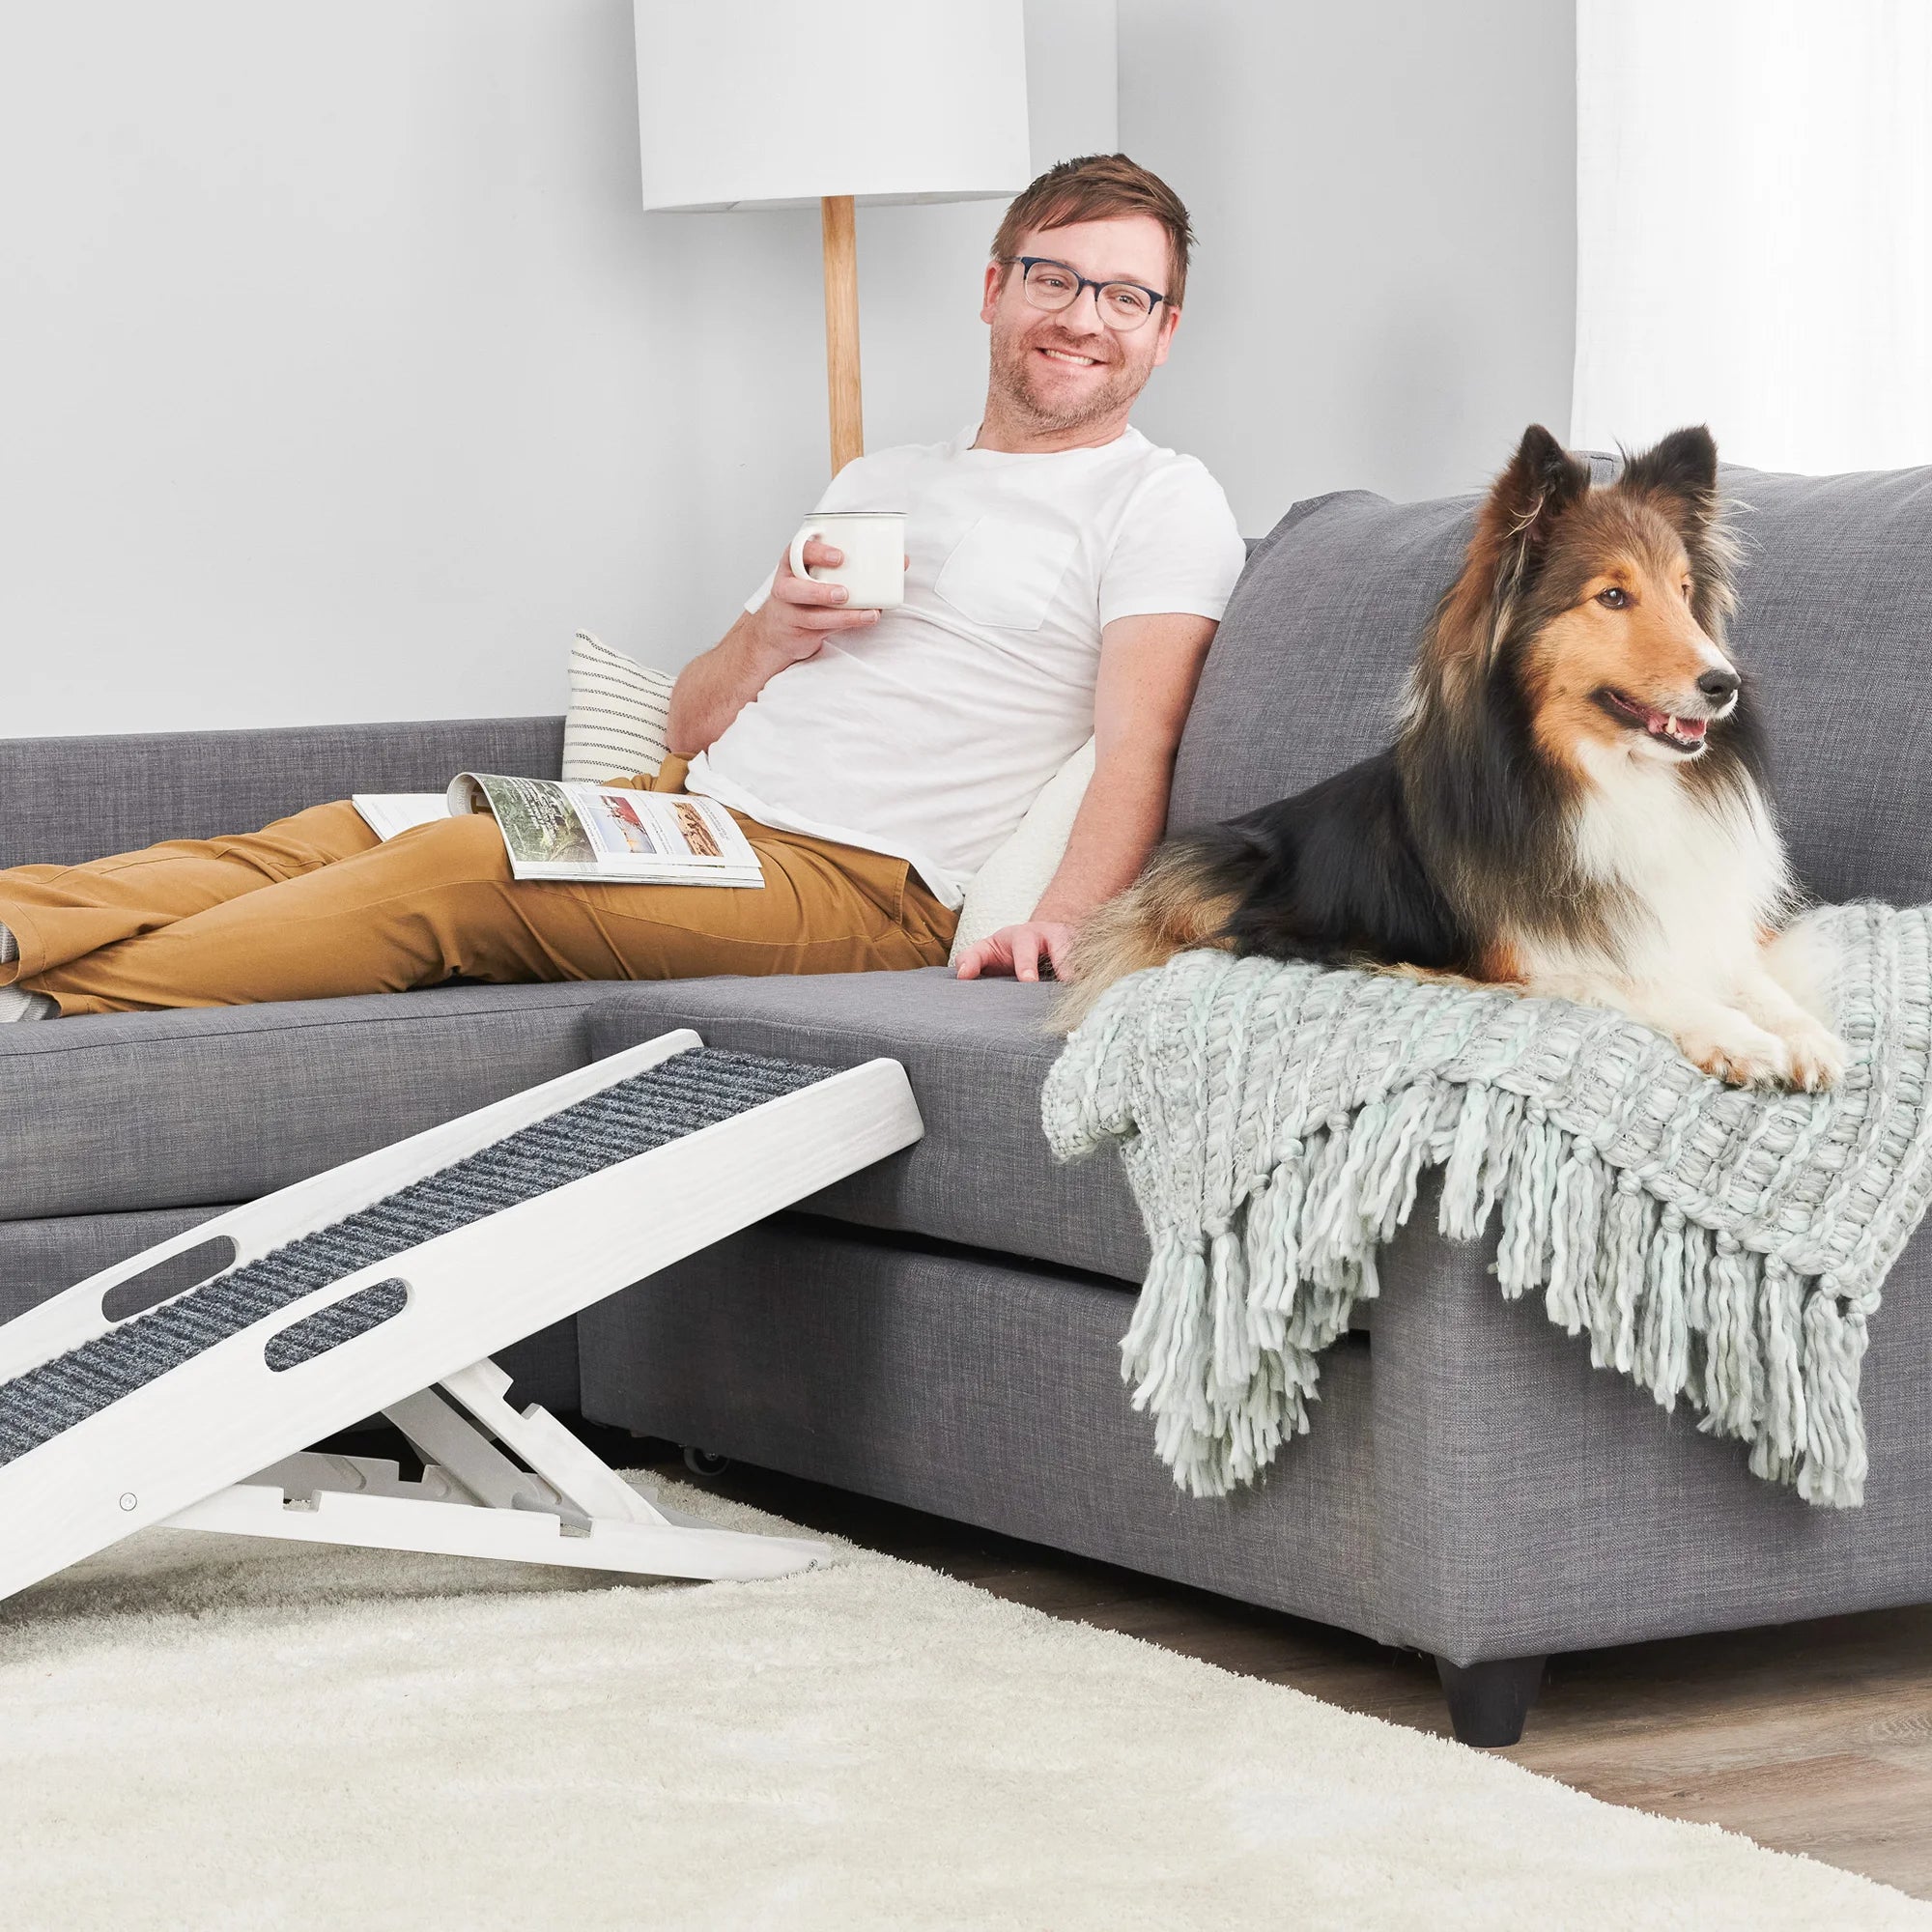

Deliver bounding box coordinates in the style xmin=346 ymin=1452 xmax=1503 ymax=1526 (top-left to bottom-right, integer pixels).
xmin=666 ymin=536 xmax=888 ymax=755
xmin=751 ymin=537 xmax=882 ymax=667
xmin=952 ymin=920 xmax=1075 ymax=983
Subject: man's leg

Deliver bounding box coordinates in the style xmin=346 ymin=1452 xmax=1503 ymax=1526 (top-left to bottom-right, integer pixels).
xmin=25 ymin=810 xmax=956 ymax=1014
xmin=0 ymin=801 xmax=379 ymax=989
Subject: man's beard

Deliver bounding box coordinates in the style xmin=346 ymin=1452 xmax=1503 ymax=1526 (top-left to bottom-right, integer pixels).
xmin=988 ymin=327 xmax=1145 ymax=435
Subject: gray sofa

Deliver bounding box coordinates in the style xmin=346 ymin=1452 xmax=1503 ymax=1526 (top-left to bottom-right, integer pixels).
xmin=6 ymin=455 xmax=1929 ymax=1747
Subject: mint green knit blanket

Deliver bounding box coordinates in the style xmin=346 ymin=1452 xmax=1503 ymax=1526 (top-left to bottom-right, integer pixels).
xmin=1041 ymin=903 xmax=1932 ymax=1510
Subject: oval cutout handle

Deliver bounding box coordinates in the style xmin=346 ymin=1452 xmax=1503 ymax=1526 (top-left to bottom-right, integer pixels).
xmin=264 ymin=1279 xmax=410 ymax=1373
xmin=102 ymin=1235 xmax=239 ymax=1322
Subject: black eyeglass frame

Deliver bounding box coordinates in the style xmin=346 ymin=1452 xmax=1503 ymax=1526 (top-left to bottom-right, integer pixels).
xmin=1004 ymin=255 xmax=1173 ymax=329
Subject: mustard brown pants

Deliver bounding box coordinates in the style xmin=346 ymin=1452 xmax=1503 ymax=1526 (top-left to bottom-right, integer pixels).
xmin=0 ymin=760 xmax=956 ymax=1015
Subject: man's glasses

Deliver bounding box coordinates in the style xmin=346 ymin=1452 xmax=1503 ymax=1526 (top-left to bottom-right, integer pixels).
xmin=1006 ymin=256 xmax=1170 ymax=332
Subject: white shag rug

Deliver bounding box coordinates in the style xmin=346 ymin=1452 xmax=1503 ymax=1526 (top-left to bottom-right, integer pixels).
xmin=0 ymin=1475 xmax=1924 ymax=1932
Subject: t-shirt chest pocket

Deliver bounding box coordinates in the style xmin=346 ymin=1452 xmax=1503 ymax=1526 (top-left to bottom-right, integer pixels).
xmin=934 ymin=515 xmax=1077 ymax=632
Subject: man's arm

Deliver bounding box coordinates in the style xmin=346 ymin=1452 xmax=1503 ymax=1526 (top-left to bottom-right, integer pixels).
xmin=952 ymin=611 xmax=1218 ymax=981
xmin=665 ymin=539 xmax=880 ymax=758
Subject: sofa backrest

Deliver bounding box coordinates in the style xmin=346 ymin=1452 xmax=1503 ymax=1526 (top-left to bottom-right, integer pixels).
xmin=1171 ymin=462 xmax=1932 ymax=906
xmin=0 ymin=716 xmax=565 ymax=869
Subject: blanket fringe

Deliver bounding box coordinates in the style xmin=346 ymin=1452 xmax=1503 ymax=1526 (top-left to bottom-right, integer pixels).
xmin=1052 ymin=927 xmax=1903 ymax=1512
xmin=1109 ymin=1085 xmax=1874 ymax=1508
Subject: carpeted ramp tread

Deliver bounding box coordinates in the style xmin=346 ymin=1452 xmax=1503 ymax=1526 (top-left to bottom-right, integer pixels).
xmin=0 ymin=1047 xmax=832 ymax=1466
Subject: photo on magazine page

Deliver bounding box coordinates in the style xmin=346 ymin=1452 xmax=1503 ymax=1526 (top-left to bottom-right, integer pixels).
xmin=476 ymin=775 xmax=596 ymax=867
xmin=579 ymin=787 xmax=663 ymax=860
xmin=672 ymin=798 xmax=724 ymax=859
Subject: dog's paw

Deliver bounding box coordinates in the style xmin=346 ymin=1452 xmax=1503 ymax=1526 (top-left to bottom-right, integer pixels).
xmin=1772 ymin=1016 xmax=1848 ymax=1093
xmin=1676 ymin=1011 xmax=1792 ymax=1089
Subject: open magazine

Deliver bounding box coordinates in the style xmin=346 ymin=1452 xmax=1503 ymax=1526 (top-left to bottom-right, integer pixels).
xmin=353 ymin=775 xmax=763 ymax=888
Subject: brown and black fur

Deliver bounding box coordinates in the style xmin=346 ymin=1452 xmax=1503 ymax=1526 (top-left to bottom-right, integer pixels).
xmin=1056 ymin=423 xmax=1769 ymax=1031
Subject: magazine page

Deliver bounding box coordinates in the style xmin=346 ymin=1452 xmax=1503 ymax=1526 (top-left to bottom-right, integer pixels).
xmin=351 ymin=794 xmax=450 ymax=842
xmin=569 ymin=787 xmax=761 ymax=875
xmin=446 ymin=774 xmax=762 ymax=887
xmin=449 ymin=774 xmax=598 ymax=871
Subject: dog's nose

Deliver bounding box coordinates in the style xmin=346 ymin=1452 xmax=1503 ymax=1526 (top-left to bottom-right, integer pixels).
xmin=1696 ymin=667 xmax=1740 ymax=705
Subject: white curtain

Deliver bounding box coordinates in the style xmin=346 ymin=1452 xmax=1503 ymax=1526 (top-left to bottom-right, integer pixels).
xmin=1572 ymin=0 xmax=1932 ymax=473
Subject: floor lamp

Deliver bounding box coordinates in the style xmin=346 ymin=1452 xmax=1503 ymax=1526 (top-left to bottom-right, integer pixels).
xmin=633 ymin=0 xmax=1032 ymax=476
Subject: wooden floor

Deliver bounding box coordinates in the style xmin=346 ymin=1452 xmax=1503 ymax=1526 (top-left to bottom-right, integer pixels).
xmin=624 ymin=1438 xmax=1932 ymax=1903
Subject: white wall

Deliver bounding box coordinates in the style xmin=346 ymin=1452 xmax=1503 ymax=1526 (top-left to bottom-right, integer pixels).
xmin=0 ymin=0 xmax=1113 ymax=738
xmin=1573 ymin=0 xmax=1932 ymax=474
xmin=1117 ymin=0 xmax=1576 ymax=537
xmin=1 ymin=0 xmax=1570 ymax=741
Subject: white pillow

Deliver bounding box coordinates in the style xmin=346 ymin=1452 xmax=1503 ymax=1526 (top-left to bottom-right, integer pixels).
xmin=948 ymin=738 xmax=1095 ymax=964
xmin=562 ymin=631 xmax=675 ymax=781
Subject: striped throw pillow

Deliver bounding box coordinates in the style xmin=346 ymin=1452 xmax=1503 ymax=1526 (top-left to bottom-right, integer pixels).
xmin=562 ymin=631 xmax=675 ymax=782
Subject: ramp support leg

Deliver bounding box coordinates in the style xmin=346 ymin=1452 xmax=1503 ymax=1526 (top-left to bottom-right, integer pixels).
xmin=156 ymin=1358 xmax=830 ymax=1583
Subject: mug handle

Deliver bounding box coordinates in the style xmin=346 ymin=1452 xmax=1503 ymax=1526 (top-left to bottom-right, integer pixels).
xmin=788 ymin=522 xmax=828 ymax=582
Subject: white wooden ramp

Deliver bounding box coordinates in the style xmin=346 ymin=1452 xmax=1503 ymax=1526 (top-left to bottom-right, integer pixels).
xmin=0 ymin=1031 xmax=922 ymax=1604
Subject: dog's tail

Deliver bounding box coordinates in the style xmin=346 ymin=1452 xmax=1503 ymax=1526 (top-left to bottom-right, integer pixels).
xmin=1050 ymin=836 xmax=1245 ymax=1035
xmin=1761 ymin=908 xmax=1842 ymax=1027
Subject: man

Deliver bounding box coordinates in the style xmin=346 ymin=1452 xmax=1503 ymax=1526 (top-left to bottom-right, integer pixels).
xmin=0 ymin=155 xmax=1243 ymax=1021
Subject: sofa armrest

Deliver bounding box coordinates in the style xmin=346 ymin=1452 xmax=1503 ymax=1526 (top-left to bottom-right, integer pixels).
xmin=0 ymin=716 xmax=565 ymax=867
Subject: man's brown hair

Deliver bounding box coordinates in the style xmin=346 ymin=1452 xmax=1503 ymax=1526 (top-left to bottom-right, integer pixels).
xmin=991 ymin=154 xmax=1194 ymax=309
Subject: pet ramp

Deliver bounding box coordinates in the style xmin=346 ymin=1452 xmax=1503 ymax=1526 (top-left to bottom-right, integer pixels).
xmin=0 ymin=1031 xmax=922 ymax=1605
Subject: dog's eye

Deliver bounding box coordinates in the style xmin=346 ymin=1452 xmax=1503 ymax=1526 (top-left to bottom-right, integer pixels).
xmin=1596 ymin=586 xmax=1631 ymax=610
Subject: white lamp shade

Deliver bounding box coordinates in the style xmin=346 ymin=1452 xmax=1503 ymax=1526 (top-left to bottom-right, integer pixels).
xmin=634 ymin=0 xmax=1032 ymax=212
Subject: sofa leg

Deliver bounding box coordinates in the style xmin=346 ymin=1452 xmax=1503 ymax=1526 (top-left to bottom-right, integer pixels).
xmin=1434 ymin=1654 xmax=1547 ymax=1747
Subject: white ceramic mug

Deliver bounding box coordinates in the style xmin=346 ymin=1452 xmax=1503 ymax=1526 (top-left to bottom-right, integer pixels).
xmin=788 ymin=510 xmax=906 ymax=610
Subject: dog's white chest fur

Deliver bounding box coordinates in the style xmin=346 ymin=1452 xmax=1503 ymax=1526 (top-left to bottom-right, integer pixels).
xmin=1533 ymin=744 xmax=1791 ymax=995
xmin=1512 ymin=745 xmax=1842 ymax=1090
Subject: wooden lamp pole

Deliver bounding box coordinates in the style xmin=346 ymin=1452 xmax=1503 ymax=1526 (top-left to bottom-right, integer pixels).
xmin=820 ymin=194 xmax=864 ymax=475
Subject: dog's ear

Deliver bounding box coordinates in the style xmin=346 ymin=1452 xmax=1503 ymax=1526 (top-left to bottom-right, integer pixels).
xmin=1620 ymin=424 xmax=1719 ymax=525
xmin=1620 ymin=424 xmax=1735 ymax=634
xmin=1426 ymin=426 xmax=1590 ymax=682
xmin=1485 ymin=425 xmax=1591 ymax=584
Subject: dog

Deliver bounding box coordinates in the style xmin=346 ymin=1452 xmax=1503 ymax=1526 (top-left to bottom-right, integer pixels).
xmin=1058 ymin=423 xmax=1846 ymax=1091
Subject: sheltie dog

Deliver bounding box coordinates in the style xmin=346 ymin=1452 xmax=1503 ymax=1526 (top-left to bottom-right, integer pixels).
xmin=1060 ymin=424 xmax=1846 ymax=1091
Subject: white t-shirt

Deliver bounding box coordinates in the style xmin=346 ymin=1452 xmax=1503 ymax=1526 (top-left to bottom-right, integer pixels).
xmin=685 ymin=421 xmax=1246 ymax=909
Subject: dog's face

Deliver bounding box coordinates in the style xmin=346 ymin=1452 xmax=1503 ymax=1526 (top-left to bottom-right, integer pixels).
xmin=1429 ymin=423 xmax=1743 ymax=777
xmin=1523 ymin=497 xmax=1740 ymax=768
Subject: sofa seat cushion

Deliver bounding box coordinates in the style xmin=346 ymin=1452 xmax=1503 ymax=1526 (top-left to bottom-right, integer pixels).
xmin=588 ymin=967 xmax=1151 ymax=1287
xmin=0 ymin=981 xmax=617 ymax=1221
